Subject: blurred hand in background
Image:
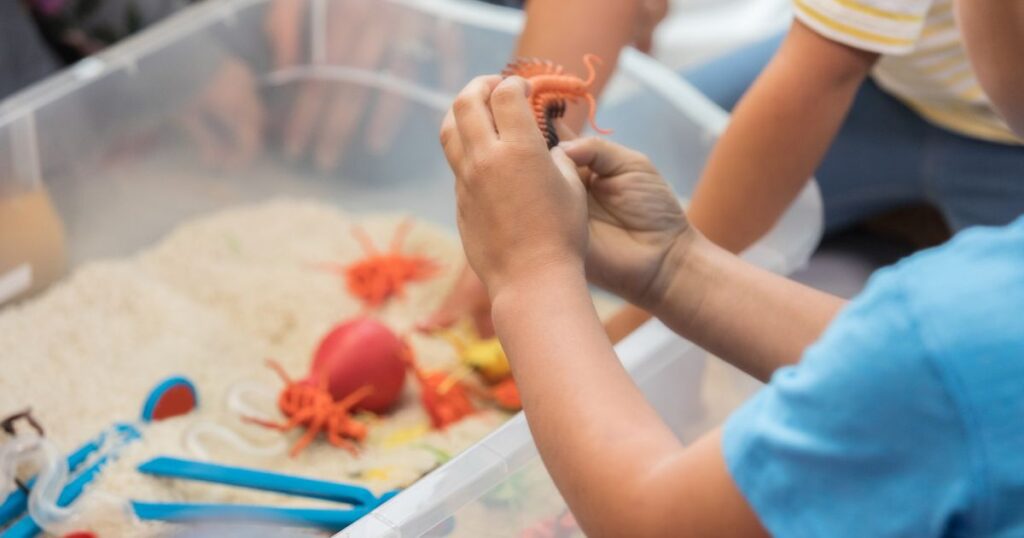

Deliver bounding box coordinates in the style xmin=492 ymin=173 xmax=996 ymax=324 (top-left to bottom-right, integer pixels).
xmin=180 ymin=57 xmax=266 ymax=171
xmin=265 ymin=0 xmax=463 ymax=172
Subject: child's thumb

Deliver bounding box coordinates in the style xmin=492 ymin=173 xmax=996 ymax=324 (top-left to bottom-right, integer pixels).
xmin=560 ymin=137 xmax=634 ymax=176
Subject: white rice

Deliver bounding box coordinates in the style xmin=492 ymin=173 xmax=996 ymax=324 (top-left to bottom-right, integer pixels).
xmin=0 ymin=199 xmax=511 ymax=536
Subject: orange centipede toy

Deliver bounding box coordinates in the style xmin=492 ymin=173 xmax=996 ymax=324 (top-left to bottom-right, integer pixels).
xmin=501 ymin=53 xmax=613 ymax=148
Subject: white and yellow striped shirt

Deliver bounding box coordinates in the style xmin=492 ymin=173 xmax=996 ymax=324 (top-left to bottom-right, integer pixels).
xmin=794 ymin=0 xmax=1022 ymax=145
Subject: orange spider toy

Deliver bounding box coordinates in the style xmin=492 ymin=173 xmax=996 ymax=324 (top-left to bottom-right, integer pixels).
xmin=502 ymin=53 xmax=613 ymax=148
xmin=400 ymin=347 xmax=477 ymax=430
xmin=245 ymin=360 xmax=374 ymax=458
xmin=324 ymin=219 xmax=439 ymax=310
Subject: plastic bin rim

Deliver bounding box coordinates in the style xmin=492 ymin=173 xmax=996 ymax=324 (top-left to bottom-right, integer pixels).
xmin=0 ymin=0 xmax=726 ymax=131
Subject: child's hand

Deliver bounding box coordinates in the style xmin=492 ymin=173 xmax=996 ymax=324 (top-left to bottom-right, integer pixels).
xmin=561 ymin=137 xmax=692 ymax=310
xmin=418 ymin=264 xmax=495 ymax=338
xmin=440 ymin=76 xmax=589 ymax=297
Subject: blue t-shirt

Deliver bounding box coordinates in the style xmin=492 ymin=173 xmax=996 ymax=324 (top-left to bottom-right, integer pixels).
xmin=724 ymin=217 xmax=1024 ymax=537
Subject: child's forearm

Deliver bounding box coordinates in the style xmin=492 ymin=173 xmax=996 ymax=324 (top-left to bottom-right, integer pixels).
xmin=490 ymin=264 xmax=696 ymax=535
xmin=649 ymin=234 xmax=846 ymax=381
xmin=956 ymin=0 xmax=1024 ymax=138
xmin=516 ymin=0 xmax=639 ymax=131
xmin=688 ymin=21 xmax=878 ymax=253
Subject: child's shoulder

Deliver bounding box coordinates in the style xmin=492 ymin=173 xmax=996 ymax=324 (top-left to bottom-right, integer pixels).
xmin=891 ymin=217 xmax=1024 ymax=356
xmin=898 ymin=216 xmax=1024 ymax=276
xmin=737 ymin=219 xmax=1024 ymax=537
xmin=889 ymin=218 xmax=1024 ymax=533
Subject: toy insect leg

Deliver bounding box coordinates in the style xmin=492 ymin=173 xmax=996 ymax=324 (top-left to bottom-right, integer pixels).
xmin=585 ymin=93 xmax=611 ymax=134
xmin=265 ymin=359 xmax=295 ymax=384
xmin=350 ymin=225 xmax=380 ymax=256
xmin=289 ymin=414 xmax=327 ymax=457
xmin=388 ymin=218 xmax=416 ymax=253
xmin=336 ymin=386 xmax=375 ymax=411
xmin=241 ymin=416 xmax=293 ymax=431
xmin=326 ymin=429 xmax=359 ymax=456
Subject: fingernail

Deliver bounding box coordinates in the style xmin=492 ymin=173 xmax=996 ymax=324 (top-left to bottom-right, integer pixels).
xmin=558 ymin=139 xmax=579 ymax=150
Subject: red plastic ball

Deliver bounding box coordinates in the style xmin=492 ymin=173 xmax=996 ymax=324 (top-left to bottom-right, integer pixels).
xmin=307 ymin=318 xmax=407 ymax=413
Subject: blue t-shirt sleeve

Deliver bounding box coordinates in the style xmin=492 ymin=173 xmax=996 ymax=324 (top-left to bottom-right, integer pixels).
xmin=723 ymin=267 xmax=974 ymax=537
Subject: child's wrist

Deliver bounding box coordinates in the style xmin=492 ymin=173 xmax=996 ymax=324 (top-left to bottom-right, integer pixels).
xmin=487 ymin=253 xmax=584 ymax=297
xmin=490 ymin=259 xmax=589 ymax=322
xmin=644 ymin=230 xmax=717 ymax=326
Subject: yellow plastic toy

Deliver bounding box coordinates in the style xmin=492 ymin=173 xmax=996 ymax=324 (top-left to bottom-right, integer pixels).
xmin=439 ymin=328 xmax=511 ymax=383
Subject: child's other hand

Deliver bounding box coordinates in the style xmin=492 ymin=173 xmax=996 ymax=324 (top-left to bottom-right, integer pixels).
xmin=561 ymin=137 xmax=691 ymax=309
xmin=418 ymin=264 xmax=495 ymax=338
xmin=440 ymin=76 xmax=589 ymax=297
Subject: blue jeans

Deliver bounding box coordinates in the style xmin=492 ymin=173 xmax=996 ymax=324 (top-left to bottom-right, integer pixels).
xmin=683 ymin=34 xmax=1024 ymax=233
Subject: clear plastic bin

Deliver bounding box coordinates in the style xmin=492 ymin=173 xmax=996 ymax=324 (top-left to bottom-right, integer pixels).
xmin=0 ymin=0 xmax=822 ymax=535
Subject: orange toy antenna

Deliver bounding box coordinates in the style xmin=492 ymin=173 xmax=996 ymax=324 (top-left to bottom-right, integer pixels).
xmin=582 ymin=54 xmax=612 ymax=135
xmin=582 ymin=54 xmax=602 ymax=87
xmin=265 ymin=359 xmax=293 ymax=384
xmin=585 ymin=93 xmax=613 ymax=135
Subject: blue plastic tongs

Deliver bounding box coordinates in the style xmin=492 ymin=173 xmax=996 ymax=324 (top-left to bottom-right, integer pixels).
xmin=132 ymin=457 xmax=398 ymax=532
xmin=0 ymin=424 xmax=141 ymax=538
xmin=1 ymin=376 xmax=195 ymax=537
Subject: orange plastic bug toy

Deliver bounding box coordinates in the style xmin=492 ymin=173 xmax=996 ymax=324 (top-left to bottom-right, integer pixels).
xmin=502 ymin=53 xmax=613 ymax=148
xmin=325 ymin=219 xmax=439 ymax=310
xmin=486 ymin=378 xmax=521 ymax=411
xmin=437 ymin=328 xmax=522 ymax=411
xmin=245 ymin=360 xmax=373 ymax=458
xmin=400 ymin=347 xmax=477 ymax=429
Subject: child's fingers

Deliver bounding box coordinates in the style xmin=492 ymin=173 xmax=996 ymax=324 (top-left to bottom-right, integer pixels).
xmin=315 ymin=85 xmax=365 ymax=171
xmin=221 ymin=96 xmax=264 ymax=170
xmin=560 ymin=137 xmax=648 ymax=177
xmin=452 ymin=76 xmax=501 ymax=152
xmin=490 ymin=77 xmax=544 ymax=144
xmin=285 ymin=81 xmax=327 ymax=159
xmin=366 ymin=40 xmax=416 ymax=153
xmin=265 ymin=0 xmax=307 ymax=69
xmin=439 ymin=109 xmax=465 ymax=170
xmin=180 ymin=113 xmax=222 ymax=166
xmin=550 ymin=147 xmax=582 ymax=185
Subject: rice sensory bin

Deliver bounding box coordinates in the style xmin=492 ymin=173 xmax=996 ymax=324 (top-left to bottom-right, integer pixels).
xmin=0 ymin=1 xmax=822 ymax=536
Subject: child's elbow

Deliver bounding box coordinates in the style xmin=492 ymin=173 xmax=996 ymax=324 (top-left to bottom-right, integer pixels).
xmin=1002 ymin=111 xmax=1024 ymax=141
xmin=577 ymin=488 xmax=706 ymax=538
xmin=980 ymin=76 xmax=1024 ymax=139
xmin=580 ymin=510 xmax=687 ymax=538
xmin=993 ymin=96 xmax=1024 ymax=140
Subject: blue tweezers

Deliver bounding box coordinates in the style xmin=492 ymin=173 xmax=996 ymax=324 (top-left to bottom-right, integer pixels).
xmin=131 ymin=457 xmax=398 ymax=531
